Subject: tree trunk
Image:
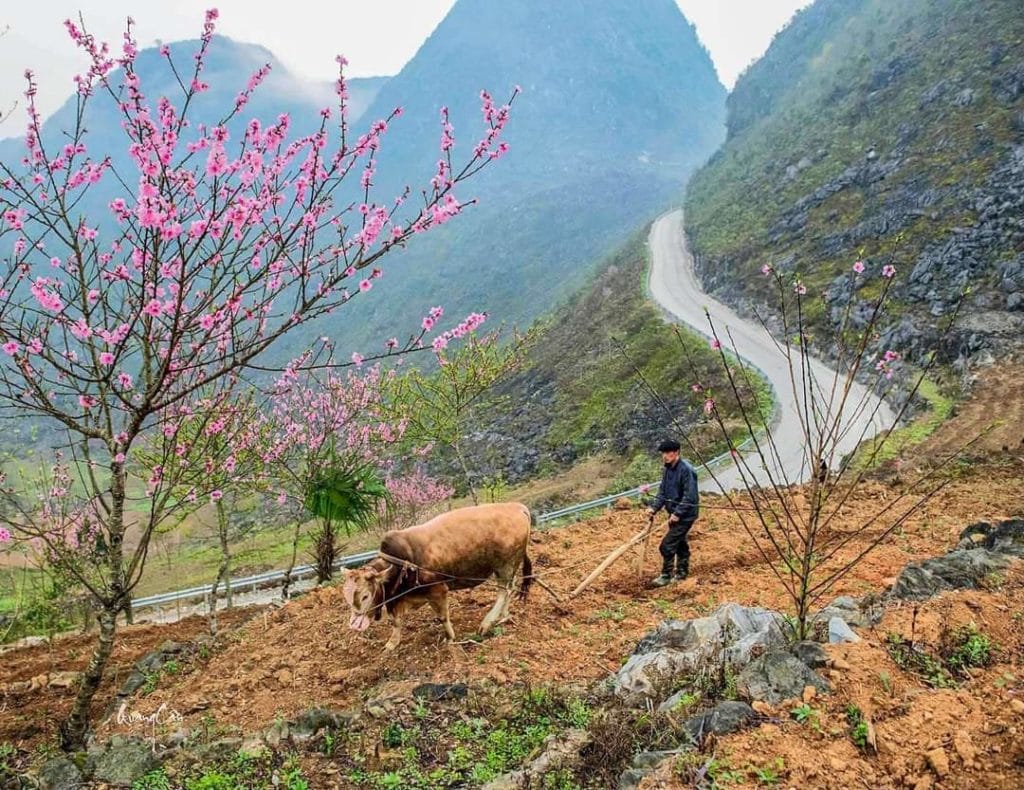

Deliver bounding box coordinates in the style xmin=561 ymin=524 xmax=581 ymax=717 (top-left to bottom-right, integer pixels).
xmin=453 ymin=439 xmax=478 ymax=505
xmin=282 ymin=520 xmax=303 ymax=600
xmin=210 ymin=499 xmax=232 ymax=609
xmin=61 ymin=464 xmax=129 ymax=750
xmin=61 ymin=605 xmax=117 ymax=750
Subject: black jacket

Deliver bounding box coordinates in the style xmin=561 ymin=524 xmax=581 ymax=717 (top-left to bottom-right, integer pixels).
xmin=651 ymin=459 xmax=699 ymax=520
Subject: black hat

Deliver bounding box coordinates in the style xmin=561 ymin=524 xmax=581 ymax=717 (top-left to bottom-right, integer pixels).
xmin=657 ymin=439 xmax=680 ymax=453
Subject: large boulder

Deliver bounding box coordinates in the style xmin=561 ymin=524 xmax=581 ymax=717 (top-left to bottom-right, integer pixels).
xmin=91 ymin=737 xmax=160 ymax=786
xmin=37 ymin=756 xmax=85 ymax=790
xmin=681 ymin=701 xmax=757 ymax=743
xmin=956 ymin=520 xmax=1024 ymax=557
xmin=613 ymin=604 xmax=787 ymax=705
xmin=737 ymin=651 xmax=829 ymax=706
xmin=891 ymin=549 xmax=1011 ymax=600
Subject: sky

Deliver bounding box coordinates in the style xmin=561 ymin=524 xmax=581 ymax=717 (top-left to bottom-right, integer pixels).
xmin=1 ymin=0 xmax=812 ymax=125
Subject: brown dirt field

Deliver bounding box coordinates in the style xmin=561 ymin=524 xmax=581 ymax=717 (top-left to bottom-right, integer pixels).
xmin=917 ymin=364 xmax=1024 ymax=459
xmin=87 ymin=461 xmax=1021 ymax=730
xmin=641 ymin=569 xmax=1024 ymax=790
xmin=0 ymin=607 xmax=260 ymax=748
xmin=2 ymin=454 xmax=1022 ymax=786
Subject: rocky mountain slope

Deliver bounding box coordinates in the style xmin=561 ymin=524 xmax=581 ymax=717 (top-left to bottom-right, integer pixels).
xmin=684 ymin=0 xmax=1024 ymax=364
xmin=305 ymin=0 xmax=726 ymax=357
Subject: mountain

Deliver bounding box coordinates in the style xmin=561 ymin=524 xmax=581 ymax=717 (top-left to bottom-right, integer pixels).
xmin=310 ymin=0 xmax=726 ymax=356
xmin=684 ymin=0 xmax=1024 ymax=362
xmin=0 ymin=36 xmax=387 ymax=148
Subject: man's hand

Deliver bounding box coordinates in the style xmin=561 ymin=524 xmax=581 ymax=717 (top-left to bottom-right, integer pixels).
xmin=646 ymin=507 xmax=656 ymax=517
xmin=667 ymin=514 xmax=680 ymax=524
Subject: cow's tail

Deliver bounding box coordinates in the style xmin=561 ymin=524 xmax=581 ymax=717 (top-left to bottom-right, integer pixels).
xmin=519 ymin=552 xmax=533 ymax=602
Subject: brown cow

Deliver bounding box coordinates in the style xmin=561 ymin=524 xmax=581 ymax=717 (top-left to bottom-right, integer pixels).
xmin=341 ymin=502 xmax=534 ymax=650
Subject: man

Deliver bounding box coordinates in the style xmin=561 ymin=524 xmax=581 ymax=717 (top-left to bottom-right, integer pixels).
xmin=646 ymin=438 xmax=699 ymax=587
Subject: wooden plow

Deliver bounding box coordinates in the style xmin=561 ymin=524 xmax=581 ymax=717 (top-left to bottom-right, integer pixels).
xmin=569 ymin=514 xmax=656 ymax=598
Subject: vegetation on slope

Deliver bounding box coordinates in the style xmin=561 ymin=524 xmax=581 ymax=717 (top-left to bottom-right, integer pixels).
xmin=456 ymin=228 xmax=765 ymax=494
xmin=685 ymin=0 xmax=1024 ymax=354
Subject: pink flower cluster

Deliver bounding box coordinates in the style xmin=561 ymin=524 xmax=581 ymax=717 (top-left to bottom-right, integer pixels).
xmin=875 ymin=349 xmax=900 ymax=379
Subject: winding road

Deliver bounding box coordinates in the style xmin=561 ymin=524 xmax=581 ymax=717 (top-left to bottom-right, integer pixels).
xmin=647 ymin=209 xmax=895 ymax=493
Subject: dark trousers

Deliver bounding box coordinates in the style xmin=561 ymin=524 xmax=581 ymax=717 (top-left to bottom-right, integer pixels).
xmin=659 ymin=517 xmax=696 ymax=574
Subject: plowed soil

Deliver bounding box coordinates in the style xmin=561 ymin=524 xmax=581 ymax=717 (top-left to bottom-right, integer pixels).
xmin=2 ymin=452 xmax=1023 ymax=788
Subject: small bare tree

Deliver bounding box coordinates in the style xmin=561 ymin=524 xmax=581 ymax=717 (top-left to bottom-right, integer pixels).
xmin=629 ymin=254 xmax=979 ymax=639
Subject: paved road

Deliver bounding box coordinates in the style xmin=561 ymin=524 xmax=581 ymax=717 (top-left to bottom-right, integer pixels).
xmin=647 ymin=209 xmax=895 ymax=493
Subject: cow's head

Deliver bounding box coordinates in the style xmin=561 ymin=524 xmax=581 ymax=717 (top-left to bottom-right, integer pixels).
xmin=340 ymin=565 xmax=389 ymax=632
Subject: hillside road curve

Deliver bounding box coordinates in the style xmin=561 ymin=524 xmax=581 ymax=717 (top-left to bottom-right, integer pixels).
xmin=646 ymin=209 xmax=895 ymax=493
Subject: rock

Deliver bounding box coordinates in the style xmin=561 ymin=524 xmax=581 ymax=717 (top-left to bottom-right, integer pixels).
xmin=92 ymin=739 xmax=159 ymax=786
xmin=814 ymin=596 xmax=883 ymax=630
xmin=482 ymin=729 xmax=591 ymax=790
xmin=615 ymin=751 xmax=682 ymax=790
xmin=1009 ymin=698 xmax=1024 ymax=715
xmin=192 ymin=738 xmax=242 ymax=764
xmin=158 ymin=640 xmax=185 ymax=655
xmin=411 ymin=683 xmax=468 ymax=701
xmin=46 ymin=671 xmax=82 ymax=689
xmin=791 ymin=641 xmax=829 ymax=669
xmin=926 ymin=747 xmax=949 ymax=778
xmin=956 ymin=520 xmax=1024 ymax=557
xmin=682 ymin=701 xmax=757 ymax=743
xmin=751 ymin=700 xmax=773 ymax=715
xmin=290 ymin=708 xmax=359 ymax=741
xmin=952 ymin=732 xmax=977 ymax=764
xmin=891 ymin=548 xmax=1011 ymax=600
xmin=737 ymin=651 xmax=830 ymax=706
xmin=38 ymin=756 xmax=85 ymax=790
xmin=117 ymin=670 xmax=149 ymax=698
xmin=802 ymin=685 xmax=817 ymax=703
xmin=828 ymin=617 xmax=861 ymax=644
xmin=263 ymin=720 xmax=290 ymax=748
xmin=613 ymin=497 xmax=634 ymax=511
xmin=831 ymin=657 xmax=852 ymax=671
xmin=239 ymin=736 xmax=270 ymax=759
xmin=274 ymin=668 xmax=293 ymax=686
xmin=613 ymin=604 xmax=787 ymax=705
xmin=658 ymin=690 xmax=699 ymax=714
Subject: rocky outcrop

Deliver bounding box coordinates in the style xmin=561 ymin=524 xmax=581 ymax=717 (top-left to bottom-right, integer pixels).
xmin=892 ymin=519 xmax=1023 ymax=599
xmin=611 ymin=603 xmax=790 ymax=705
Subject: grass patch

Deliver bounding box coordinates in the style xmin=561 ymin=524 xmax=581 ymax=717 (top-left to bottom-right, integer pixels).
xmin=849 ymin=377 xmax=954 ymax=470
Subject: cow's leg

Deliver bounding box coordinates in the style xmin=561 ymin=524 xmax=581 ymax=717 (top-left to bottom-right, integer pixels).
xmin=384 ymin=599 xmax=407 ymax=652
xmin=427 ymin=586 xmax=455 ymax=642
xmin=384 ymin=597 xmax=426 ymax=651
xmin=479 ymin=588 xmax=508 ymax=635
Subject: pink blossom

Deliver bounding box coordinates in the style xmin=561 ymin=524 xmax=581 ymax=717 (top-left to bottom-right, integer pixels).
xmin=351 ymin=352 xmax=364 ymax=367
xmin=709 ymin=338 xmax=721 ymax=350
xmin=99 ymin=352 xmax=114 ymax=365
xmin=359 ymin=279 xmax=372 ymax=292
xmin=143 ymin=299 xmax=163 ymax=317
xmin=117 ymin=372 xmax=133 ymax=390
xmin=853 ymin=260 xmax=865 ymax=274
xmin=78 ymin=394 xmax=96 ymax=409
xmin=210 ymin=490 xmax=223 ymax=502
xmin=703 ymin=398 xmax=715 ymax=415
xmin=761 ymin=264 xmax=772 ymax=276
xmin=2 ymin=341 xmax=19 ymax=356
xmin=882 ymin=264 xmax=896 ymax=278
xmin=28 ymin=339 xmax=43 ymax=354
xmin=114 ymin=453 xmax=125 ymax=464
xmin=0 ymin=527 xmax=10 ymax=542
xmin=794 ymin=282 xmax=808 ymax=296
